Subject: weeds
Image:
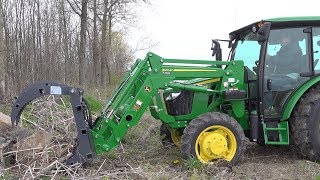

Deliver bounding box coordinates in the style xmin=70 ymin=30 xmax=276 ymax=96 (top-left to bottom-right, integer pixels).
xmin=0 ymin=104 xmax=11 ymax=115
xmin=184 ymin=156 xmax=204 ymax=171
xmin=0 ymin=171 xmax=13 ymax=180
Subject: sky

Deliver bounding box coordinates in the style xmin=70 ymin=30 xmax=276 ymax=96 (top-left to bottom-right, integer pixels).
xmin=128 ymin=0 xmax=320 ymax=60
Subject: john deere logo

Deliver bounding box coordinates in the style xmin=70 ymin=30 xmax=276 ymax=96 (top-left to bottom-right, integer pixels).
xmin=144 ymin=86 xmax=151 ymax=92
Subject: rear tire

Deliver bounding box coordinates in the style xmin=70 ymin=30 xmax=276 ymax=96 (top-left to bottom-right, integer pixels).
xmin=290 ymin=86 xmax=320 ymax=161
xmin=181 ymin=112 xmax=246 ymax=165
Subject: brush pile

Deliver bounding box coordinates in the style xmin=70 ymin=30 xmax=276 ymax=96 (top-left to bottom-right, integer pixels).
xmin=0 ymin=96 xmax=83 ymax=179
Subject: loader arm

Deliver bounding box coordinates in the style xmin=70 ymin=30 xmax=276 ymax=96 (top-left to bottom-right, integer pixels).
xmin=91 ymin=53 xmax=244 ymax=155
xmin=11 ymin=52 xmax=245 ymax=165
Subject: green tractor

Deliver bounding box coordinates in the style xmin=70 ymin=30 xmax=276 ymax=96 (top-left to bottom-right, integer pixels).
xmin=11 ymin=17 xmax=320 ymax=165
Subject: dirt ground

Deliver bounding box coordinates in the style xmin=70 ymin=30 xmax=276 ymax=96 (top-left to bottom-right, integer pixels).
xmin=75 ymin=115 xmax=320 ymax=180
xmin=1 ymin=112 xmax=320 ymax=179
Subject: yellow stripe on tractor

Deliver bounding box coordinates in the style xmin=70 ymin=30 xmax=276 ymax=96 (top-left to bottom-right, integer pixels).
xmin=195 ymin=78 xmax=220 ymax=85
xmin=173 ymin=69 xmax=217 ymax=72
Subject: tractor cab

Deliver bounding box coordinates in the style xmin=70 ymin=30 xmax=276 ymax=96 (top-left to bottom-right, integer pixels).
xmin=228 ymin=18 xmax=320 ymax=122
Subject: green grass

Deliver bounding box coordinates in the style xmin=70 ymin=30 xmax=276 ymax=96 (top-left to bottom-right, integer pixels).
xmin=84 ymin=73 xmax=125 ymax=100
xmin=0 ymin=172 xmax=14 ymax=180
xmin=84 ymin=95 xmax=103 ymax=115
xmin=0 ymin=103 xmax=11 ymax=115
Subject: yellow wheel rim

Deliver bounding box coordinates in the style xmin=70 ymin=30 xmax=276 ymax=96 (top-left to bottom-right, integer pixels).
xmin=195 ymin=125 xmax=237 ymax=164
xmin=171 ymin=129 xmax=181 ymax=147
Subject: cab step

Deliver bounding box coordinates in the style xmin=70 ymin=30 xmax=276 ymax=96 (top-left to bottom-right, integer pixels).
xmin=262 ymin=121 xmax=289 ymax=145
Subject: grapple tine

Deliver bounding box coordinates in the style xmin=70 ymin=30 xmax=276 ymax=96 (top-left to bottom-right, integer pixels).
xmin=10 ymin=82 xmax=96 ymax=165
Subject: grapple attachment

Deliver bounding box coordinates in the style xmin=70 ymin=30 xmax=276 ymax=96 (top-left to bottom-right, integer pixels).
xmin=10 ymin=82 xmax=96 ymax=165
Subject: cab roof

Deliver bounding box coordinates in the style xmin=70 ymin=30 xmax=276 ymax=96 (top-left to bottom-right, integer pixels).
xmin=267 ymin=16 xmax=320 ymax=22
xmin=229 ymin=16 xmax=320 ymax=39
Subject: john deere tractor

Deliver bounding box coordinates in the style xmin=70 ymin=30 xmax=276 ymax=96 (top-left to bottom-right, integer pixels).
xmin=10 ymin=17 xmax=320 ymax=165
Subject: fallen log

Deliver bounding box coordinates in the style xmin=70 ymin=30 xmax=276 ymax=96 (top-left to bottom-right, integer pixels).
xmin=0 ymin=112 xmax=11 ymax=126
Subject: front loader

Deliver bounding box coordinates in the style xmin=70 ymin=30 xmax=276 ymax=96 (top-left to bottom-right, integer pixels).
xmin=10 ymin=16 xmax=320 ymax=165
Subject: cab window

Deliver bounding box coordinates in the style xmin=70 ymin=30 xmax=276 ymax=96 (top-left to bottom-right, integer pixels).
xmin=233 ymin=40 xmax=261 ymax=73
xmin=313 ymin=28 xmax=320 ymax=72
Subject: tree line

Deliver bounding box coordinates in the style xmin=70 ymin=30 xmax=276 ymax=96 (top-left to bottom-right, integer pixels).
xmin=0 ymin=0 xmax=148 ymax=100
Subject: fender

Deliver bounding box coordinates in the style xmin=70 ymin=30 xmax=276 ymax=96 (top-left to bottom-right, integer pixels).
xmin=281 ymin=76 xmax=320 ymax=121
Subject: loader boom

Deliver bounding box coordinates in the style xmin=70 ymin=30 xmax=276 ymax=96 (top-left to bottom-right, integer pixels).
xmin=92 ymin=52 xmax=247 ymax=155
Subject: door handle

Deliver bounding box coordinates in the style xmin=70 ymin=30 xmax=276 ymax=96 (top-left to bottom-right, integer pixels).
xmin=267 ymin=79 xmax=272 ymax=91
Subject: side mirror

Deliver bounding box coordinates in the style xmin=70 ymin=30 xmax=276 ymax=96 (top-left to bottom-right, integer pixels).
xmin=211 ymin=40 xmax=222 ymax=60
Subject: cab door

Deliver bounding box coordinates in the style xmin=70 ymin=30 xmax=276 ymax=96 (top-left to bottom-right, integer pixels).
xmin=263 ymin=27 xmax=310 ymax=117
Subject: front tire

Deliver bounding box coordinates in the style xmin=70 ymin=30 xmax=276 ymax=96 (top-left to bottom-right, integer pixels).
xmin=160 ymin=124 xmax=174 ymax=146
xmin=181 ymin=112 xmax=246 ymax=164
xmin=291 ymin=86 xmax=320 ymax=161
xmin=160 ymin=123 xmax=182 ymax=147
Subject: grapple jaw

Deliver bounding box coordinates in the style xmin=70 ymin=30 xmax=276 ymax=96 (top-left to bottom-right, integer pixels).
xmin=10 ymin=82 xmax=96 ymax=165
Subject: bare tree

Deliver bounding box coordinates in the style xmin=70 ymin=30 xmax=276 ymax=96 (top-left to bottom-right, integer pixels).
xmin=60 ymin=0 xmax=70 ymax=84
xmin=100 ymin=0 xmax=110 ymax=87
xmin=92 ymin=0 xmax=100 ymax=86
xmin=78 ymin=0 xmax=88 ymax=86
xmin=0 ymin=0 xmax=148 ymax=96
xmin=0 ymin=0 xmax=6 ymax=99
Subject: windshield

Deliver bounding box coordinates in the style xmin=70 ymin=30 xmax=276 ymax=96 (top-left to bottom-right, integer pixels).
xmin=231 ymin=32 xmax=262 ymax=73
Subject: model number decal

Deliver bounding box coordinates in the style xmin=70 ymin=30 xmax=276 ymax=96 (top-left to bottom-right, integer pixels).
xmin=162 ymin=69 xmax=173 ymax=72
